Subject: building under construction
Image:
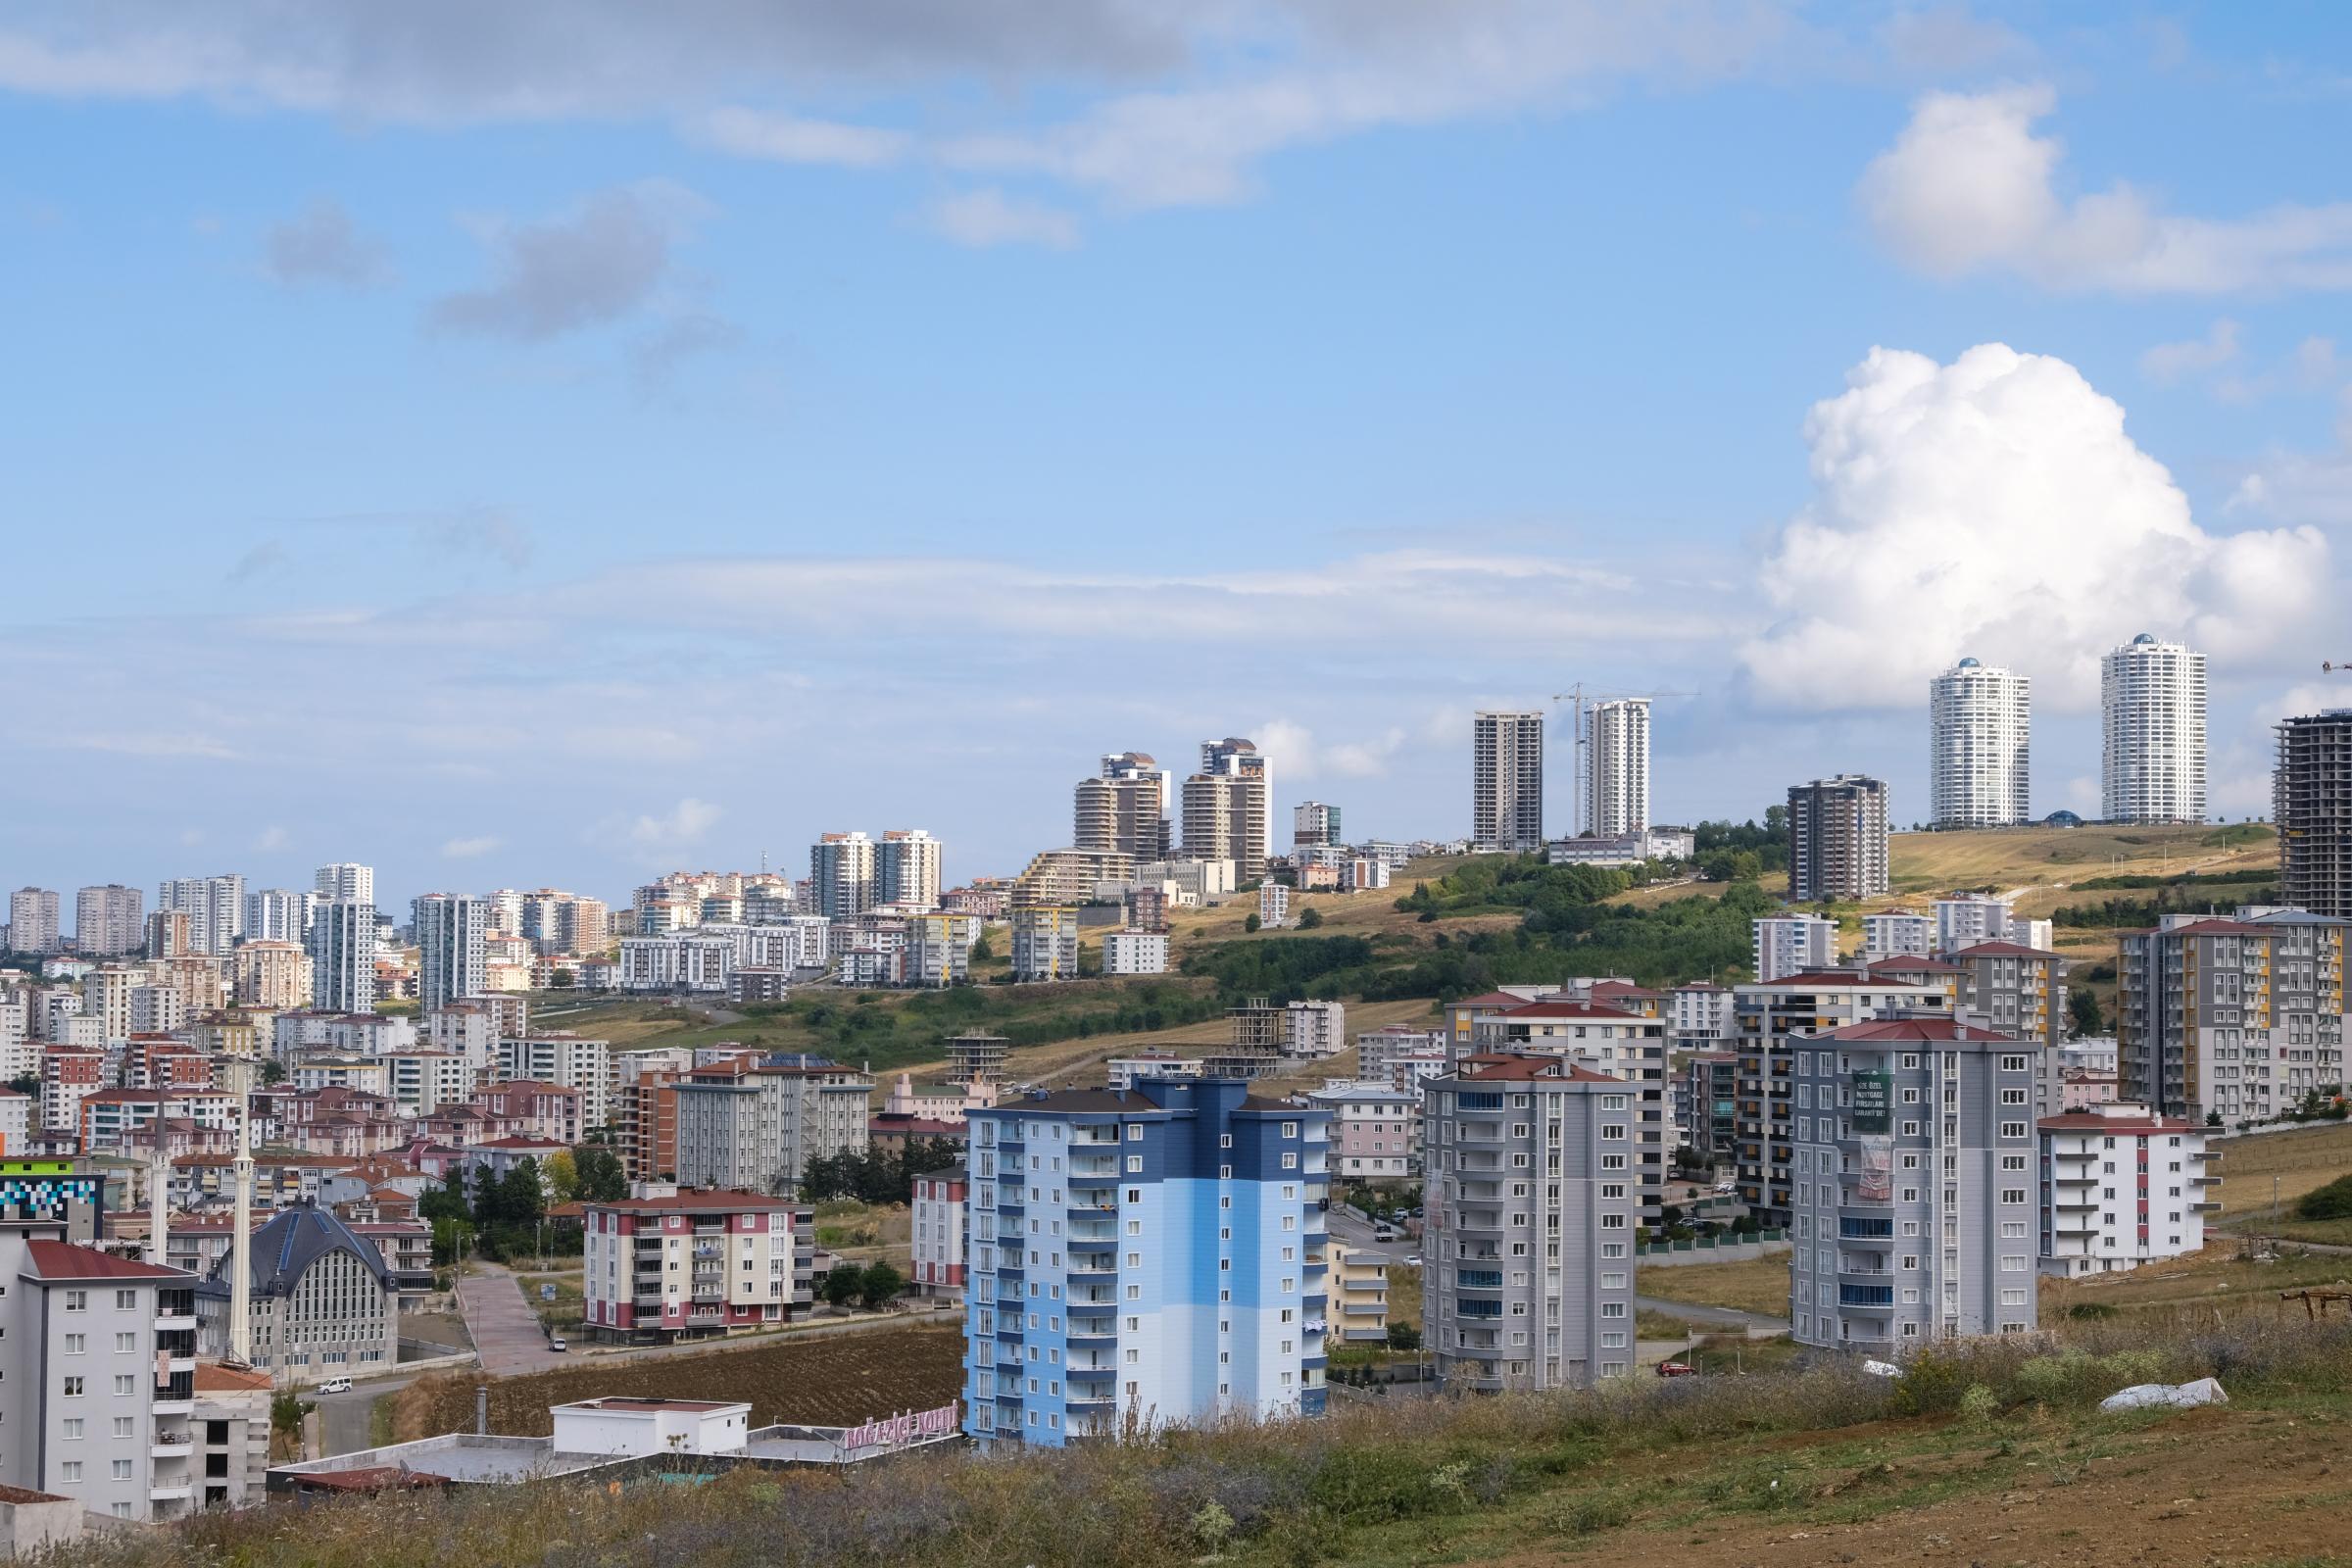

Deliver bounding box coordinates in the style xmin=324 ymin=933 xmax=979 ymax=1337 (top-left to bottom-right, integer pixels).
xmin=2276 ymin=711 xmax=2352 ymax=919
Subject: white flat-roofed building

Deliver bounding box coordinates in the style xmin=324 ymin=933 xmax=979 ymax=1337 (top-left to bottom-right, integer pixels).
xmin=2037 ymin=1102 xmax=2212 ymax=1277
xmin=1284 ymin=999 xmax=1346 ymax=1059
xmin=1862 ymin=910 xmax=1933 ymax=961
xmin=1753 ymin=914 xmax=1838 ymax=983
xmin=1102 ymin=929 xmax=1169 ymax=975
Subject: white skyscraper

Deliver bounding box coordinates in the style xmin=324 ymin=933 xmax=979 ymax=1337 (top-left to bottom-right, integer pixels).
xmin=156 ymin=874 xmax=245 ymax=956
xmin=810 ymin=832 xmax=877 ymax=920
xmin=1929 ymin=658 xmax=2031 ymax=828
xmin=1586 ymin=698 xmax=1650 ymax=837
xmin=1473 ymin=710 xmax=1544 ymax=853
xmin=412 ymin=894 xmax=489 ymax=1012
xmin=314 ymin=862 xmax=375 ymax=908
xmin=2101 ymin=634 xmax=2207 ymax=824
xmin=243 ymin=888 xmax=314 ymax=943
xmin=875 ymin=830 xmax=943 ymax=909
xmin=307 ymin=899 xmax=377 ymax=1013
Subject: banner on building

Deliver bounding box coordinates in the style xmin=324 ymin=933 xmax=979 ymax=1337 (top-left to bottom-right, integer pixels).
xmin=1856 ymin=1135 xmax=1892 ymax=1202
xmin=1851 ymin=1070 xmax=1893 ymax=1135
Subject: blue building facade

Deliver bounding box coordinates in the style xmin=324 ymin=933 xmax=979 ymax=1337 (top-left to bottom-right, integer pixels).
xmin=961 ymin=1078 xmax=1330 ymax=1447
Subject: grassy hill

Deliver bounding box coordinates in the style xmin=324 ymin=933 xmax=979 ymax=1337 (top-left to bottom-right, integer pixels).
xmin=95 ymin=1306 xmax=2352 ymax=1568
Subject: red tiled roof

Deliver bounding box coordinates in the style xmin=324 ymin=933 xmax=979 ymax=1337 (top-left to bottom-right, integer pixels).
xmin=1950 ymin=940 xmax=2062 ymax=960
xmin=1818 ymin=1018 xmax=2018 ymax=1043
xmin=2037 ymin=1111 xmax=2194 ymax=1134
xmin=1864 ymin=956 xmax=1960 ymax=974
xmin=22 ymin=1242 xmax=192 ymax=1282
xmin=1451 ymin=992 xmax=1532 ymax=1009
xmin=586 ymin=1191 xmax=797 ymax=1214
xmin=193 ymin=1362 xmax=273 ymax=1393
xmin=1497 ymin=1002 xmax=1646 ymax=1022
xmin=1456 ymin=1054 xmax=1618 ymax=1083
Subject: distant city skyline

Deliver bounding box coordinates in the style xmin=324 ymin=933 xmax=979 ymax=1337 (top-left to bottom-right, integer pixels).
xmin=4 ymin=9 xmax=2350 ymax=899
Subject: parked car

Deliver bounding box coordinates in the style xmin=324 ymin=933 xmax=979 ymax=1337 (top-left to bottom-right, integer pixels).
xmin=548 ymin=1336 xmax=568 ymax=1352
xmin=318 ymin=1377 xmax=354 ymax=1395
xmin=1372 ymin=1222 xmax=1399 ymax=1242
xmin=1655 ymin=1359 xmax=1696 ymax=1379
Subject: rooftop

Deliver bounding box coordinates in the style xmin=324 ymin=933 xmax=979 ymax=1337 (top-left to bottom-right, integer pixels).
xmin=22 ymin=1241 xmax=192 ymax=1282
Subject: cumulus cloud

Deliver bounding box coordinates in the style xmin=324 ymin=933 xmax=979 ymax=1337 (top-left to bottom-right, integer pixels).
xmin=430 ymin=182 xmax=709 ymax=341
xmin=252 ymin=825 xmax=289 ymax=851
xmin=927 ymin=188 xmax=1080 ymax=249
xmin=1859 ymin=85 xmax=2352 ymax=292
xmin=628 ymin=312 xmax=745 ymax=394
xmin=1740 ymin=343 xmax=2330 ymax=711
xmin=1255 ymin=719 xmax=1408 ymax=785
xmin=441 ymin=834 xmax=501 ymax=858
xmin=626 ymin=797 xmax=722 ymax=849
xmin=264 ymin=197 xmax=388 ymax=287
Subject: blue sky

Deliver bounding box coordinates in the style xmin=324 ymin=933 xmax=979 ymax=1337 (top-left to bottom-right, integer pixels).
xmin=3 ymin=3 xmax=2351 ymax=907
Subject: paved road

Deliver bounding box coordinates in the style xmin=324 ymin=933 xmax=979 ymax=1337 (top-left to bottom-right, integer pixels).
xmin=461 ymin=1263 xmax=567 ymax=1377
xmin=1326 ymin=1206 xmax=1422 ymax=1267
xmin=1635 ymin=1294 xmax=1789 ymax=1336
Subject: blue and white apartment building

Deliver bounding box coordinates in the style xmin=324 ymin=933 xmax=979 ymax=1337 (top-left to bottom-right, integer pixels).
xmin=961 ymin=1079 xmax=1331 ymax=1448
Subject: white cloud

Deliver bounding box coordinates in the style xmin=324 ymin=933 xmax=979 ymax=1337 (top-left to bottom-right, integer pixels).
xmin=1255 ymin=719 xmax=1409 ymax=783
xmin=2139 ymin=319 xmax=2240 ymax=385
xmin=1859 ymin=85 xmax=2352 ymax=292
xmin=691 ymin=107 xmax=909 ymax=168
xmin=264 ymin=197 xmax=389 ymax=287
xmin=1740 ymin=343 xmax=2330 ymax=711
xmin=441 ymin=835 xmax=502 ymax=858
xmin=252 ymin=825 xmax=289 ymax=852
xmin=626 ymin=797 xmax=722 ymax=849
xmin=927 ymin=189 xmax=1080 ymax=250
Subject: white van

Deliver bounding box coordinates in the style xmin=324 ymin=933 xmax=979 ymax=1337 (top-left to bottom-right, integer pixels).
xmin=318 ymin=1377 xmax=353 ymax=1395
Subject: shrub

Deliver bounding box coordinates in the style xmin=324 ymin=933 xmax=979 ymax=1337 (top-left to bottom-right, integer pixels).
xmin=1957 ymin=1383 xmax=1999 ymax=1422
xmin=2297 ymin=1172 xmax=2352 ymax=1220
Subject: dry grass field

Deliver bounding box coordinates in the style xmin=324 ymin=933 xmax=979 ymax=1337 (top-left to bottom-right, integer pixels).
xmin=1885 ymin=821 xmax=2275 ymax=900
xmin=1634 ymin=1252 xmax=1791 ymax=1318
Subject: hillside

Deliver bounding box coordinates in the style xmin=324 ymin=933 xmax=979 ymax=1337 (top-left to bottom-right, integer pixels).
xmin=89 ymin=1307 xmax=2352 ymax=1568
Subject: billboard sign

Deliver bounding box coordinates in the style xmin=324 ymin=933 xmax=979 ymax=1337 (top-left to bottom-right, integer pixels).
xmin=1851 ymin=1070 xmax=1893 ymax=1135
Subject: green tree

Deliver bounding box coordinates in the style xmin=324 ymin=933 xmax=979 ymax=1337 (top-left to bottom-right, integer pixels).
xmin=551 ymin=966 xmax=576 ymax=989
xmin=858 ymin=1260 xmax=905 ymax=1309
xmin=5 ymin=1073 xmax=36 ymax=1098
xmin=819 ymin=1262 xmax=864 ymax=1307
xmin=971 ymin=931 xmax=995 ymax=961
xmin=2068 ymin=987 xmax=2103 ymax=1037
xmin=1244 ymin=913 xmax=1261 ymax=934
xmin=573 ymin=1145 xmax=627 ymax=1202
xmin=260 ymin=1059 xmax=286 ymax=1085
xmin=1386 ymin=1322 xmax=1422 ymax=1351
xmin=419 ymin=1168 xmax=470 ymax=1226
xmin=1297 ymin=906 xmax=1325 ymax=929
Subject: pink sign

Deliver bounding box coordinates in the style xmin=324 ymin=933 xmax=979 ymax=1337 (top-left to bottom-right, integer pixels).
xmin=841 ymin=1402 xmax=959 ymax=1451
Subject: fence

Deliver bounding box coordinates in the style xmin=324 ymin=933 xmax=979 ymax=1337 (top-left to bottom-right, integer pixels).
xmin=1635 ymin=1229 xmax=1790 ymax=1266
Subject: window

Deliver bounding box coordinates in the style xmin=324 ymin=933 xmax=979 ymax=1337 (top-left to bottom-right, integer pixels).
xmin=1219 ymin=1134 xmax=1232 ymax=1148
xmin=1126 ymin=1125 xmax=1145 ymax=1141
xmin=64 ymin=1291 xmax=87 ymax=1313
xmin=62 ymin=1377 xmax=83 ymax=1397
xmin=1999 ymin=1054 xmax=2029 ymax=1073
xmin=1126 ymin=1155 xmax=1143 ymax=1173
xmin=111 ymin=1459 xmax=132 ymax=1481
xmin=60 ymin=1463 xmax=80 ymax=1484
xmin=112 ymin=1417 xmax=131 ymax=1439
xmin=1999 ymin=1089 xmax=2028 ymax=1106
xmin=114 ymin=1291 xmax=136 ymax=1310
xmin=62 ymin=1418 xmax=82 ymax=1440
xmin=114 ymin=1333 xmax=135 ymax=1353
xmin=64 ymin=1334 xmax=84 ymax=1355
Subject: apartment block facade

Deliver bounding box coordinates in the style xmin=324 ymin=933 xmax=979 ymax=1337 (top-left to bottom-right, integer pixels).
xmin=1472 ymin=710 xmax=1544 ymax=854
xmin=580 ymin=1192 xmax=817 ymax=1341
xmin=2116 ymin=909 xmax=2348 ymax=1125
xmin=1075 ymin=754 xmax=1173 ymax=859
xmin=1421 ymin=1054 xmax=1640 ymax=1391
xmin=1788 ymin=1019 xmax=2039 ymax=1353
xmin=1929 ymin=658 xmax=2031 ymax=828
xmin=1788 ymin=775 xmax=1889 ymax=901
xmin=2102 ymin=633 xmax=2207 ymax=824
xmin=960 ymin=1079 xmax=1329 ymax=1448
xmin=1586 ymin=698 xmax=1649 ymax=838
xmin=2037 ymin=1102 xmax=2213 ymax=1277
xmin=1010 ymin=906 xmax=1080 ymax=983
xmin=2276 ymin=710 xmax=2352 ymax=919
xmin=911 ymin=1164 xmax=967 ymax=1298
xmin=1753 ymin=914 xmax=1838 ymax=983
xmin=672 ymin=1059 xmax=872 ymax=1197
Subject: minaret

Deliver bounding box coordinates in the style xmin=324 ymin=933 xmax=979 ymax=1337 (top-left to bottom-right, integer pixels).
xmin=228 ymin=1054 xmax=255 ymax=1365
xmin=145 ymin=1118 xmax=172 ymax=1268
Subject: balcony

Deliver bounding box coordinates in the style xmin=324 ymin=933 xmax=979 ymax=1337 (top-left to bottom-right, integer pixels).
xmin=1070 ymin=1155 xmax=1120 ymax=1177
xmin=149 ymin=1483 xmax=194 ymax=1502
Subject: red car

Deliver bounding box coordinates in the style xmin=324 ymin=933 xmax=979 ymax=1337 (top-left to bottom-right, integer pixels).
xmin=1654 ymin=1359 xmax=1696 ymax=1378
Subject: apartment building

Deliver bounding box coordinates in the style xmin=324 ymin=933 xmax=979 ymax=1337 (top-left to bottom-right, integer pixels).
xmin=8 ymin=889 xmax=62 ymax=955
xmin=1933 ymin=894 xmax=2014 ymax=954
xmin=1183 ymin=739 xmax=1271 ymax=884
xmin=156 ymin=875 xmax=243 ymax=956
xmin=580 ymin=1192 xmax=817 ymax=1341
xmin=1788 ymin=1018 xmax=2038 ymax=1353
xmin=959 ymin=1078 xmax=1330 ymax=1448
xmin=1304 ymin=1081 xmax=1419 ymax=1178
xmin=242 ymin=888 xmax=311 ymax=944
xmin=1788 ymin=775 xmax=1889 ymax=901
xmin=306 ymin=900 xmax=377 ymax=1014
xmin=946 ymin=1033 xmax=1010 ymax=1086
xmin=2116 ymin=908 xmax=2348 ymax=1125
xmin=1463 ymin=1001 xmax=1666 ymax=1217
xmin=1752 ymin=914 xmax=1838 ymax=983
xmin=1284 ymin=1000 xmax=1346 ymax=1059
xmin=382 ymin=1051 xmax=477 ymax=1117
xmin=616 ymin=1054 xmax=688 ymax=1182
xmin=2102 ymin=633 xmax=2207 ymax=824
xmin=1355 ymin=1025 xmax=1445 ymax=1084
xmin=314 ymin=862 xmax=375 ymax=906
xmin=1257 ymin=882 xmax=1290 ymax=930
xmin=875 ymin=830 xmax=943 ymax=910
xmin=1292 ymin=801 xmax=1342 ymax=850
xmin=672 ymin=1058 xmax=872 ymax=1197
xmin=496 ymin=1034 xmax=615 ymax=1132
xmin=1862 ymin=909 xmax=1932 ymax=960
xmin=809 ymin=832 xmax=877 ymax=921
xmin=2037 ymin=1102 xmax=2213 ymax=1277
xmin=1947 ymin=939 xmax=2067 ymax=1108
xmin=1010 ymin=906 xmax=1080 ymax=983
xmin=1420 ymin=1054 xmax=1639 ymax=1391
xmin=1681 ymin=1052 xmax=1738 ymax=1160
xmin=1329 ymin=1242 xmax=1389 ymax=1344
xmin=73 ymin=886 xmax=143 ymax=957
xmin=1586 ymin=698 xmax=1650 ymax=837
xmin=1076 ymin=754 xmax=1173 ymax=859
xmin=1733 ymin=971 xmax=1957 ymax=1226
xmin=1929 ymin=658 xmax=2032 ymax=827
xmin=2276 ymin=710 xmax=2352 ymax=918
xmin=0 ymin=1235 xmax=201 ymax=1520
xmin=1472 ymin=710 xmax=1544 ymax=854
xmin=412 ymin=895 xmax=488 ymax=1013
xmin=1102 ymin=929 xmax=1169 ymax=976
xmin=231 ymin=941 xmax=311 ymax=1009
xmin=911 ymin=1164 xmax=967 ymax=1298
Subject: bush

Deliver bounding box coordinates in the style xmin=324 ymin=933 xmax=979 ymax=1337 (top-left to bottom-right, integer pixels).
xmin=2297 ymin=1172 xmax=2352 ymax=1220
xmin=1386 ymin=1322 xmax=1422 ymax=1351
xmin=1957 ymin=1383 xmax=1999 ymax=1422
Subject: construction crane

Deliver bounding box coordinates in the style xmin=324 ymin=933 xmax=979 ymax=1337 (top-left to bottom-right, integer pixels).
xmin=1548 ymin=684 xmax=1700 ymax=837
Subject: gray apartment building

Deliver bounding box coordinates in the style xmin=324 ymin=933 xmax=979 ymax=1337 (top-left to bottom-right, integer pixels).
xmin=673 ymin=1058 xmax=872 ymax=1196
xmin=2276 ymin=711 xmax=2352 ymax=919
xmin=2117 ymin=909 xmax=2348 ymax=1125
xmin=1945 ymin=939 xmax=2068 ymax=1112
xmin=0 ymin=1217 xmax=201 ymax=1522
xmin=1421 ymin=1054 xmax=1640 ymax=1392
xmin=1788 ymin=775 xmax=1889 ymax=902
xmin=1788 ymin=1018 xmax=2039 ymax=1353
